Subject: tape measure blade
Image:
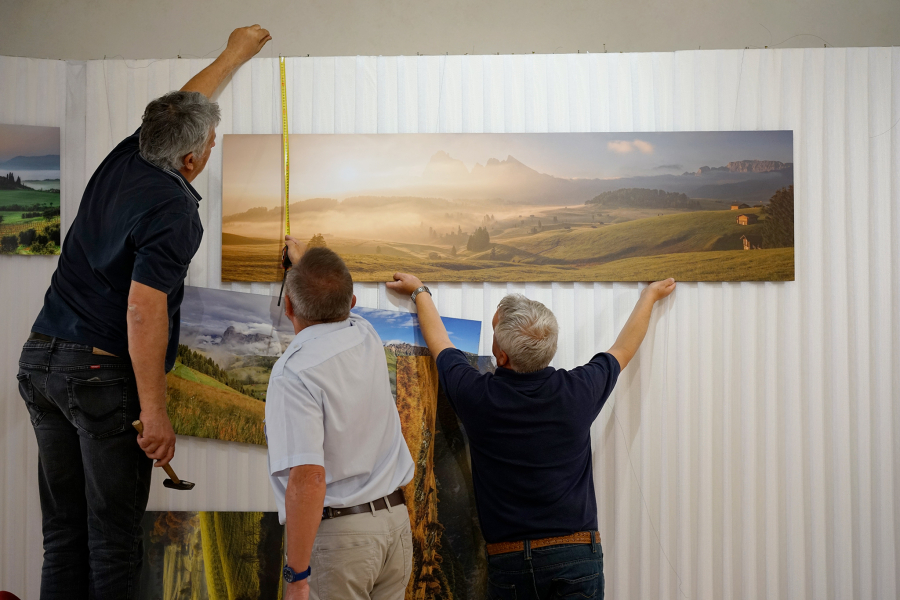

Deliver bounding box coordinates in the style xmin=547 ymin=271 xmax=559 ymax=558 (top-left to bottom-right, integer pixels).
xmin=280 ymin=57 xmax=290 ymax=237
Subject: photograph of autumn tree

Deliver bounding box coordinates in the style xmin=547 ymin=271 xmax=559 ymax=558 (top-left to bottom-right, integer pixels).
xmin=221 ymin=131 xmax=794 ymax=283
xmin=0 ymin=124 xmax=61 ymax=255
xmin=137 ymin=511 xmax=284 ymax=600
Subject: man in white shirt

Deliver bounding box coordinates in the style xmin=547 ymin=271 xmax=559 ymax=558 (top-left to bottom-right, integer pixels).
xmin=266 ymin=245 xmax=415 ymax=600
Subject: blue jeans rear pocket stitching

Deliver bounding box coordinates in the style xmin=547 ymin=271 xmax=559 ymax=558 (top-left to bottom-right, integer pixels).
xmin=66 ymin=376 xmax=129 ymax=439
xmin=551 ymin=572 xmax=599 ymax=599
xmin=488 ymin=579 xmax=517 ymax=600
xmin=16 ymin=372 xmax=45 ymax=427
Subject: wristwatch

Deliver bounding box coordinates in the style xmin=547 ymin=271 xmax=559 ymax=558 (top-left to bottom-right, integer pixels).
xmin=283 ymin=564 xmax=311 ymax=583
xmin=411 ymin=285 xmax=431 ymax=302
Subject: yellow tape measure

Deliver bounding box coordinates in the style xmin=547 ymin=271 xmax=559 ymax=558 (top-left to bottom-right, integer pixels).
xmin=279 ymin=56 xmax=290 ymax=236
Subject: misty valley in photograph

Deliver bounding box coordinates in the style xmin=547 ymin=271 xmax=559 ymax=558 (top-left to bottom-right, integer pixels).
xmin=0 ymin=124 xmax=61 ymax=256
xmin=221 ymin=131 xmax=794 ymax=283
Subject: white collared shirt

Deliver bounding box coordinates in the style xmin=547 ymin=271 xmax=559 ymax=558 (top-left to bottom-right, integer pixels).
xmin=265 ymin=313 xmax=415 ymax=524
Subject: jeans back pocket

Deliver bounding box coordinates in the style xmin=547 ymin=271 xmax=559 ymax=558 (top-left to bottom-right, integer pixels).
xmin=66 ymin=376 xmax=129 ymax=439
xmin=16 ymin=372 xmax=45 ymax=427
xmin=551 ymin=572 xmax=600 ymax=599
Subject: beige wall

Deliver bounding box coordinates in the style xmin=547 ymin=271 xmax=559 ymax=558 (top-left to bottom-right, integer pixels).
xmin=2 ymin=0 xmax=899 ymax=60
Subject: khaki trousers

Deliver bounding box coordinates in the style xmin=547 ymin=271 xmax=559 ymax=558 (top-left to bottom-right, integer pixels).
xmin=309 ymin=504 xmax=413 ymax=600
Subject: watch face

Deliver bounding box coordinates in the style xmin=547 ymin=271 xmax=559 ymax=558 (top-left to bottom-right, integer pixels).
xmin=283 ymin=566 xmax=293 ymax=582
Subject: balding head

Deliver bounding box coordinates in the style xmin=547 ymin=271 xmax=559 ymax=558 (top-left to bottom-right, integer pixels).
xmin=284 ymin=247 xmax=354 ymax=322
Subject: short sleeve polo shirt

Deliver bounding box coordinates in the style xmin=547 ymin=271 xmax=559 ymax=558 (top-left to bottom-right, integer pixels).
xmin=265 ymin=313 xmax=415 ymax=524
xmin=32 ymin=127 xmax=204 ymax=370
xmin=436 ymin=347 xmax=621 ymax=544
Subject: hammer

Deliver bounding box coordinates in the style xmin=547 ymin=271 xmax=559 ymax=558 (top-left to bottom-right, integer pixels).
xmin=132 ymin=420 xmax=196 ymax=491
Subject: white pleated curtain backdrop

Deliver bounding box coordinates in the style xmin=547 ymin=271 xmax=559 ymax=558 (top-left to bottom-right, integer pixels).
xmin=1 ymin=49 xmax=898 ymax=600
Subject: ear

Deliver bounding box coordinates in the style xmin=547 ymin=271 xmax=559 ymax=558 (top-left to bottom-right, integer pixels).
xmin=181 ymin=152 xmax=196 ymax=172
xmin=350 ymin=294 xmax=357 ymax=309
xmin=283 ymin=293 xmax=294 ymax=319
xmin=495 ymin=348 xmax=511 ymax=369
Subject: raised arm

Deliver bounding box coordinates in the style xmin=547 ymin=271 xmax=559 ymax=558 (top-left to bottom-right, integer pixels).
xmin=181 ymin=25 xmax=272 ymax=98
xmin=607 ymin=278 xmax=676 ymax=370
xmin=386 ymin=273 xmax=455 ymax=358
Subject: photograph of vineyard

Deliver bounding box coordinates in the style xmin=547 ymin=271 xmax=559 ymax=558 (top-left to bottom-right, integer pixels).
xmin=168 ymin=286 xmax=481 ymax=447
xmin=221 ymin=131 xmax=794 ymax=283
xmin=137 ymin=511 xmax=284 ymax=600
xmin=0 ymin=124 xmax=61 ymax=255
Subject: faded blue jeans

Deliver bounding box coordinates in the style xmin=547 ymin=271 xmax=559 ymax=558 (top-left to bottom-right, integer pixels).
xmin=486 ymin=534 xmax=604 ymax=600
xmin=17 ymin=338 xmax=152 ymax=600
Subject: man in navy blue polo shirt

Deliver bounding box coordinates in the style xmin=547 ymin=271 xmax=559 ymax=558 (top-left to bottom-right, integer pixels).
xmin=16 ymin=26 xmax=271 ymax=600
xmin=387 ymin=273 xmax=676 ymax=600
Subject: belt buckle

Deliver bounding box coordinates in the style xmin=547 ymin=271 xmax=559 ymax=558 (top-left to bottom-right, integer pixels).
xmin=323 ymin=507 xmax=335 ymax=519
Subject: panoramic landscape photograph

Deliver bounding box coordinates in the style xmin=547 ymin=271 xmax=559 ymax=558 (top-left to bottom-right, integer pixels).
xmin=0 ymin=123 xmax=61 ymax=255
xmin=222 ymin=131 xmax=794 ymax=282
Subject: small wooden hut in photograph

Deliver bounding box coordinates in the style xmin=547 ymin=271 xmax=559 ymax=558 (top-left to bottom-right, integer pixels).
xmin=737 ymin=213 xmax=759 ymax=225
xmin=730 ymin=203 xmax=751 ymax=210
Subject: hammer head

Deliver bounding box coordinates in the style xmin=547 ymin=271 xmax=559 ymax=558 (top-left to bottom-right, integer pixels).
xmin=163 ymin=478 xmax=196 ymax=491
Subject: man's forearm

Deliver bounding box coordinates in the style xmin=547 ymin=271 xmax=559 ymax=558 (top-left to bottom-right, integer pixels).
xmin=414 ymin=292 xmax=454 ymax=357
xmin=607 ymin=293 xmax=655 ymax=370
xmin=181 ymin=26 xmax=271 ymax=98
xmin=285 ymin=466 xmax=327 ymax=575
xmin=127 ymin=284 xmax=170 ymax=412
xmin=181 ymin=52 xmax=243 ymax=98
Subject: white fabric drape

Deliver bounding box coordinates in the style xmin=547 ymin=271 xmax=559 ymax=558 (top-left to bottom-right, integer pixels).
xmin=1 ymin=49 xmax=898 ymax=600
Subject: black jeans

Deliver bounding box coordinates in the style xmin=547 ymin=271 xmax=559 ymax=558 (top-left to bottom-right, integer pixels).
xmin=17 ymin=338 xmax=152 ymax=600
xmin=486 ymin=535 xmax=604 ymax=600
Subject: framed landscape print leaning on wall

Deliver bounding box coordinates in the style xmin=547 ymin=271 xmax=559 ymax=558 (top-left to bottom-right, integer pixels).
xmin=168 ymin=285 xmax=488 ymax=599
xmin=222 ymin=131 xmax=794 ymax=283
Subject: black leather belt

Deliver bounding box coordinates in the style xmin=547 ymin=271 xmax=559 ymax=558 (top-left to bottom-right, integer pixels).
xmin=322 ymin=489 xmax=405 ymax=519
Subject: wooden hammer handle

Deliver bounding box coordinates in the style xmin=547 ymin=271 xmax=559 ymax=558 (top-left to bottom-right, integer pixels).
xmin=131 ymin=419 xmax=182 ymax=484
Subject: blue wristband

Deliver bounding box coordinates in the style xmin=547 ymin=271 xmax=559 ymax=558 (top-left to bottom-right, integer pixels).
xmin=283 ymin=564 xmax=311 ymax=583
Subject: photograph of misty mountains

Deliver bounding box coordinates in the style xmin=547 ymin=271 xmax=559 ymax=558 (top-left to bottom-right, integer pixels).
xmin=0 ymin=124 xmax=61 ymax=256
xmin=221 ymin=131 xmax=794 ymax=282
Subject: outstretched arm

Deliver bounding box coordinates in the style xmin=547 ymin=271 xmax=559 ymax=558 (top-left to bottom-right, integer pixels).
xmin=181 ymin=25 xmax=272 ymax=98
xmin=607 ymin=278 xmax=676 ymax=370
xmin=386 ymin=273 xmax=455 ymax=358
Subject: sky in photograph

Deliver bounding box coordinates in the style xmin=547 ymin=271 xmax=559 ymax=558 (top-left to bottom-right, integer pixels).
xmin=223 ymin=131 xmax=793 ymax=215
xmin=0 ymin=124 xmax=60 ymax=163
xmin=180 ymin=287 xmax=482 ymax=355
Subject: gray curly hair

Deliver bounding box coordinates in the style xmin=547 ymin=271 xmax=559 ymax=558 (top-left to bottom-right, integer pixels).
xmin=494 ymin=294 xmax=559 ymax=372
xmin=139 ymin=91 xmax=221 ymax=170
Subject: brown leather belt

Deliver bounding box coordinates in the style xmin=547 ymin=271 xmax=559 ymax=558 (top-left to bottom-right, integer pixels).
xmin=322 ymin=489 xmax=405 ymax=519
xmin=29 ymin=332 xmax=118 ymax=357
xmin=486 ymin=531 xmax=601 ymax=556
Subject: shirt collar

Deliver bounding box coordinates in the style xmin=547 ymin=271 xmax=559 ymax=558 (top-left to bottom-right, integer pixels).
xmin=493 ymin=365 xmax=555 ymax=380
xmin=138 ymin=154 xmax=203 ymax=205
xmin=290 ymin=318 xmax=353 ymax=349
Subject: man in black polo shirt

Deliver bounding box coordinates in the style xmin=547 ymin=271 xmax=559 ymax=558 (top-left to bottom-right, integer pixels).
xmin=16 ymin=26 xmax=271 ymax=600
xmin=387 ymin=273 xmax=676 ymax=600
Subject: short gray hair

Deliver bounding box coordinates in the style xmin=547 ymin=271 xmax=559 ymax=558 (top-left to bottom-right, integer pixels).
xmin=139 ymin=91 xmax=221 ymax=170
xmin=494 ymin=294 xmax=559 ymax=372
xmin=285 ymin=247 xmax=354 ymax=322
